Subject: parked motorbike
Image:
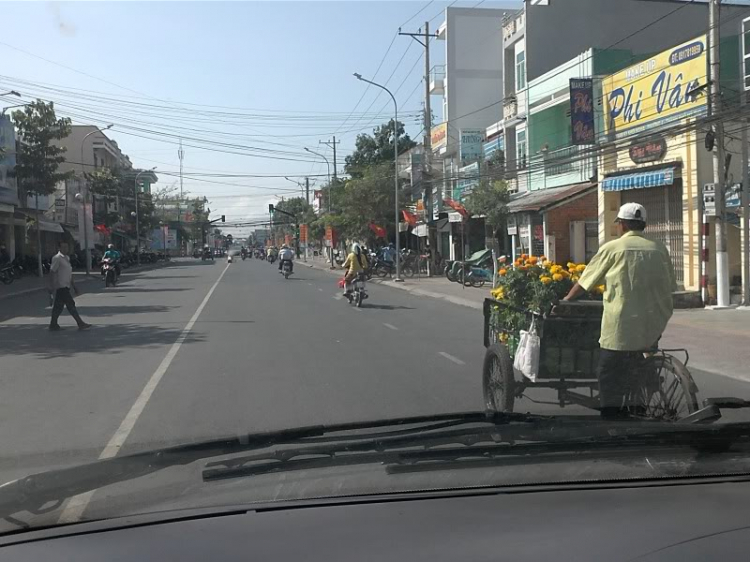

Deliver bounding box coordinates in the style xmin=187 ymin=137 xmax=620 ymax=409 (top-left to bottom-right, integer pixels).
xmin=0 ymin=264 xmax=14 ymax=285
xmin=101 ymin=258 xmax=118 ymax=287
xmin=464 ymin=266 xmax=492 ymax=288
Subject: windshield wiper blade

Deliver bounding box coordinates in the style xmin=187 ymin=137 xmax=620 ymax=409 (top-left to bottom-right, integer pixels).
xmin=0 ymin=411 xmax=548 ymax=523
xmin=201 ymin=421 xmax=750 ymax=482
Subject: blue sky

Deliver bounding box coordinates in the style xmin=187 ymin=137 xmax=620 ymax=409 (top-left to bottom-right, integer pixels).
xmin=1 ymin=1 xmax=519 ymax=234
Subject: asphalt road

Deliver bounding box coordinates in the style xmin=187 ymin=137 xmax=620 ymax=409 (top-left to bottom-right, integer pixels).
xmin=1 ymin=257 xmax=750 ymax=526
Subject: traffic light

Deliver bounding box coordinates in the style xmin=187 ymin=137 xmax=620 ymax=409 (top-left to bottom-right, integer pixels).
xmin=221 ymin=215 xmax=225 ymax=222
xmin=268 ymin=204 xmax=275 ymax=213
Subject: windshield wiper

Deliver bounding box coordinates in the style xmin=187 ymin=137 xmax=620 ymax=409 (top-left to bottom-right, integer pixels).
xmin=0 ymin=411 xmax=548 ymax=525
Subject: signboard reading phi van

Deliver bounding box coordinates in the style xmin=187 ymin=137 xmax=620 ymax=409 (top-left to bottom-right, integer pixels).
xmin=603 ymin=35 xmax=707 ymax=138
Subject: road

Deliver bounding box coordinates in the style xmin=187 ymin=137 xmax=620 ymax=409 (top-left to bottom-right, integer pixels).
xmin=1 ymin=257 xmax=750 ymax=523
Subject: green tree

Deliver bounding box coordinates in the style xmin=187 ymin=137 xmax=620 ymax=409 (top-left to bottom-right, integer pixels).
xmin=337 ymin=162 xmax=405 ymax=242
xmin=463 ymin=179 xmax=510 ymax=250
xmin=344 ymin=119 xmax=416 ymax=178
xmin=12 ymin=100 xmax=73 ymax=197
xmin=87 ymin=167 xmax=123 ymax=228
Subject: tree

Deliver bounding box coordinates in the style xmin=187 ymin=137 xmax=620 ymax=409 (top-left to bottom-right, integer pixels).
xmin=12 ymin=100 xmax=73 ymax=198
xmin=337 ymin=162 xmax=405 ymax=242
xmin=344 ymin=119 xmax=416 ymax=178
xmin=87 ymin=167 xmax=123 ymax=229
xmin=463 ymin=179 xmax=510 ymax=251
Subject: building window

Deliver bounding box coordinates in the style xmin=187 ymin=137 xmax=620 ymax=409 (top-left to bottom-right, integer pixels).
xmin=516 ymin=129 xmax=527 ymax=169
xmin=515 ymin=50 xmax=526 ymax=91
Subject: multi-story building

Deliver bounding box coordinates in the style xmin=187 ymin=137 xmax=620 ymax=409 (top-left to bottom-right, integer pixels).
xmin=429 ymin=6 xmax=505 ymax=259
xmin=0 ymin=114 xmax=19 ymax=259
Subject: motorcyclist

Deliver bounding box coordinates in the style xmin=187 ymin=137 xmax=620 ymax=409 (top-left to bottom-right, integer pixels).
xmin=278 ymin=244 xmax=294 ymax=273
xmin=203 ymin=245 xmax=213 ymax=260
xmin=241 ymin=246 xmax=247 ymax=259
xmin=342 ymin=243 xmax=368 ymax=296
xmin=102 ymin=244 xmax=121 ymax=276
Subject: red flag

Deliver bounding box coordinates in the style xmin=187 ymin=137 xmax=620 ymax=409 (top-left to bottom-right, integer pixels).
xmin=443 ymin=198 xmax=470 ymax=219
xmin=369 ymin=223 xmax=387 ymax=238
xmin=402 ymin=210 xmax=418 ymax=226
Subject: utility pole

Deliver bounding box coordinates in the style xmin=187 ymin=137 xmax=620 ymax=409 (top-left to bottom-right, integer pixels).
xmin=400 ymin=22 xmax=439 ymax=274
xmin=709 ymin=0 xmax=730 ymax=307
xmin=320 ymin=137 xmax=340 ymax=182
xmin=305 ymin=176 xmax=310 ymax=205
xmin=178 ymin=138 xmax=184 ymax=255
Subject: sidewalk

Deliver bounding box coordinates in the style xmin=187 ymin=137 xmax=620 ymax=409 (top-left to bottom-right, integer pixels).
xmin=0 ymin=261 xmax=170 ymax=301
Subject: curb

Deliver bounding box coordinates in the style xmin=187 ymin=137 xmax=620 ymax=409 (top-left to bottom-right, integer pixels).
xmin=304 ymin=260 xmax=484 ymax=311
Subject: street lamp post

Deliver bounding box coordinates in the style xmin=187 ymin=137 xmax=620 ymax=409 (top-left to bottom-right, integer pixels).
xmin=283 ymin=176 xmax=305 ymax=199
xmin=79 ymin=124 xmax=113 ymax=274
xmin=0 ymin=90 xmax=20 ymax=98
xmin=304 ymin=147 xmax=334 ymax=267
xmin=134 ymin=167 xmax=157 ymax=265
xmin=354 ymin=73 xmax=401 ymax=281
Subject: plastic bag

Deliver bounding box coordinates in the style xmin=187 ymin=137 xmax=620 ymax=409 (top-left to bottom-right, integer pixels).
xmin=513 ymin=319 xmax=540 ymax=382
xmin=337 ymin=277 xmax=346 ymax=289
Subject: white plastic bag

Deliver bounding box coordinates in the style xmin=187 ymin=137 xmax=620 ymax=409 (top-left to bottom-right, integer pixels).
xmin=513 ymin=319 xmax=540 ymax=382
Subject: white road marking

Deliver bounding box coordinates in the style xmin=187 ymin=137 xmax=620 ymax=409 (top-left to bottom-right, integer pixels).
xmin=438 ymin=352 xmax=465 ymax=366
xmin=57 ymin=263 xmax=231 ymax=524
xmin=383 ymin=323 xmax=399 ymax=331
xmin=318 ymin=288 xmax=323 ymax=292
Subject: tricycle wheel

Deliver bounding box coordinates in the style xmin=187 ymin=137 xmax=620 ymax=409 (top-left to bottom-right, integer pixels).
xmin=628 ymin=354 xmax=699 ymax=421
xmin=483 ymin=343 xmax=515 ymax=413
xmin=470 ymin=276 xmax=485 ymax=288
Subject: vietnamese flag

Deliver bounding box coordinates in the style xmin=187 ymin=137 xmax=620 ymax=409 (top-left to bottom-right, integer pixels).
xmin=443 ymin=198 xmax=470 ymax=219
xmin=369 ymin=223 xmax=387 ymax=238
xmin=402 ymin=209 xmax=418 ymax=226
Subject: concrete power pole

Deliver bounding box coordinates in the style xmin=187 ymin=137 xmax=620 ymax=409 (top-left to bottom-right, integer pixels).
xmin=305 ymin=177 xmax=310 ymax=205
xmin=320 ymin=137 xmax=340 ymax=182
xmin=400 ymin=22 xmax=438 ymax=274
xmin=179 ymin=138 xmax=184 ymax=254
xmin=709 ymin=0 xmax=730 ymax=307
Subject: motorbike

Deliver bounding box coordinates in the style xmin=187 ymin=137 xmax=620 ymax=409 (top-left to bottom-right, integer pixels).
xmin=241 ymin=251 xmax=247 ymax=261
xmin=267 ymin=254 xmax=276 ymax=264
xmin=464 ymin=265 xmax=492 ymax=288
xmin=201 ymin=249 xmax=213 ymax=261
xmin=346 ymin=272 xmax=368 ymax=308
xmin=227 ymin=255 xmax=233 ymax=264
xmin=101 ymin=258 xmax=118 ymax=287
xmin=281 ymin=260 xmax=293 ymax=279
xmin=0 ymin=264 xmax=14 ymax=285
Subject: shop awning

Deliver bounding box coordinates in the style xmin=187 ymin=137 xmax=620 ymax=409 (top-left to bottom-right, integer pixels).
xmin=507 ymin=182 xmax=596 ymax=213
xmin=601 ymin=167 xmax=675 ymax=192
xmin=38 ymin=220 xmax=64 ymax=233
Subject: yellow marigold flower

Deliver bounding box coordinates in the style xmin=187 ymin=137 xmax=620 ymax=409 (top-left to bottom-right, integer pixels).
xmin=560 ymin=270 xmax=570 ymax=278
xmin=567 ymin=262 xmax=576 ymax=270
xmin=576 ymin=264 xmax=587 ymax=273
xmin=499 ymin=332 xmax=509 ymax=343
xmin=540 ymin=276 xmax=552 ymax=285
xmin=552 ymin=273 xmax=564 ymax=282
xmin=550 ymin=265 xmax=563 ymax=274
xmin=540 ymin=255 xmax=547 ymax=261
xmin=596 ymin=284 xmax=606 ymax=294
xmin=571 ymin=275 xmax=580 ymax=282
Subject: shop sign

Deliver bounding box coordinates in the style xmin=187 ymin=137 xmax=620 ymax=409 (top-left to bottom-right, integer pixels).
xmin=507 ymin=215 xmax=517 ymax=236
xmin=455 ymin=162 xmax=480 ymax=202
xmin=518 ymin=224 xmax=530 ymax=240
xmin=460 ymin=129 xmax=484 ymax=163
xmin=629 ymin=137 xmax=667 ymax=164
xmin=431 ymin=123 xmax=447 ymax=152
xmin=603 ymin=36 xmax=707 ymax=137
xmin=569 ymin=78 xmax=595 ymax=145
xmin=55 ymin=198 xmax=66 ymax=208
xmin=448 ymin=212 xmax=463 ymax=223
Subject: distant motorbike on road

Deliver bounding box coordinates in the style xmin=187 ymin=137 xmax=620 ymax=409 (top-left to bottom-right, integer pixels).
xmin=346 ymin=272 xmax=368 ymax=308
xmin=281 ymin=260 xmax=293 ymax=279
xmin=101 ymin=258 xmax=118 ymax=287
xmin=267 ymin=254 xmax=276 ymax=264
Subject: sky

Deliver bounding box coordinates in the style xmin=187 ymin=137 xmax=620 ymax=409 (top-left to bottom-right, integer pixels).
xmin=0 ymin=0 xmax=518 ymax=238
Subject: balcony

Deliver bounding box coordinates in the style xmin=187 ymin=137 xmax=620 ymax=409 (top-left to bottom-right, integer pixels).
xmin=503 ymin=96 xmax=518 ymax=121
xmin=502 ymin=12 xmax=524 ymax=42
xmin=528 ymin=145 xmax=595 ymax=191
xmin=429 ymin=65 xmax=445 ymax=96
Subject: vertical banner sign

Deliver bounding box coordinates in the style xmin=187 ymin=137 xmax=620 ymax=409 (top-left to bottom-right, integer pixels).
xmin=569 ymin=78 xmax=595 ymax=145
xmin=300 ymin=224 xmax=308 ymax=243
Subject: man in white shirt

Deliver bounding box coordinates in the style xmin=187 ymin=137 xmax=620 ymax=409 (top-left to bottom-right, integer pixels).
xmin=48 ymin=241 xmax=91 ymax=331
xmin=278 ymin=244 xmax=294 ymax=274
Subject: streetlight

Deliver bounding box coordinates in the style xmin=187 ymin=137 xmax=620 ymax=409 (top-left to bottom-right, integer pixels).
xmin=283 ymin=176 xmax=306 ymax=199
xmin=78 ymin=124 xmax=113 ymax=274
xmin=134 ymin=167 xmax=157 ymax=265
xmin=0 ymin=90 xmax=20 ymax=98
xmin=304 ymin=148 xmax=331 ymax=211
xmin=354 ymin=72 xmax=402 ymax=281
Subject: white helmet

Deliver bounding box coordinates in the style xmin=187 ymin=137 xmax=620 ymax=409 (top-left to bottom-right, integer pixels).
xmin=108 ymin=244 xmax=114 ymax=249
xmin=351 ymin=243 xmax=361 ymax=254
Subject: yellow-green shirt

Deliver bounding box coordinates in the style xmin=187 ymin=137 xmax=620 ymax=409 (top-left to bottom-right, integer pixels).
xmin=343 ymin=252 xmax=367 ymax=274
xmin=578 ymin=231 xmax=675 ymax=351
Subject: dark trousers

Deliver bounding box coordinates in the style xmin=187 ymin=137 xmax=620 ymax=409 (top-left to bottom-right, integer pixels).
xmin=278 ymin=259 xmax=293 ymax=272
xmin=597 ymin=349 xmax=652 ymax=418
xmin=50 ymin=287 xmax=85 ymax=328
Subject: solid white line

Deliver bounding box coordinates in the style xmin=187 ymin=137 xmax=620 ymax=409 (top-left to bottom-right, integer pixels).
xmin=438 ymin=352 xmax=465 ymax=366
xmin=383 ymin=323 xmax=399 ymax=331
xmin=57 ymin=263 xmax=231 ymax=524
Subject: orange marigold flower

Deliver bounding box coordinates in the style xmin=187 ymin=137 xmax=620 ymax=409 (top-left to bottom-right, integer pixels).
xmin=499 ymin=268 xmax=507 ymax=276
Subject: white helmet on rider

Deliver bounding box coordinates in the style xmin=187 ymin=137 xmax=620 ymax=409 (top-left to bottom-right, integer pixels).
xmin=107 ymin=244 xmax=114 ymax=249
xmin=351 ymin=243 xmax=361 ymax=254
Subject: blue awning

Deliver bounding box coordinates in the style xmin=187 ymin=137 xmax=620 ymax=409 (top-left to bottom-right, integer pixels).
xmin=601 ymin=168 xmax=676 ymax=192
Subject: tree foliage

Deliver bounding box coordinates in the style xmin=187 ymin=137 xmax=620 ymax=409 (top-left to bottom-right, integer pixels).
xmin=12 ymin=100 xmax=73 ymax=197
xmin=344 ymin=119 xmax=416 ymax=178
xmin=87 ymin=168 xmax=123 ymax=228
xmin=463 ymin=179 xmax=510 ymax=237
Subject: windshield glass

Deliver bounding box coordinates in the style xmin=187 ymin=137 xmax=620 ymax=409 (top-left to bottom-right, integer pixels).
xmin=1 ymin=0 xmax=750 ymax=534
